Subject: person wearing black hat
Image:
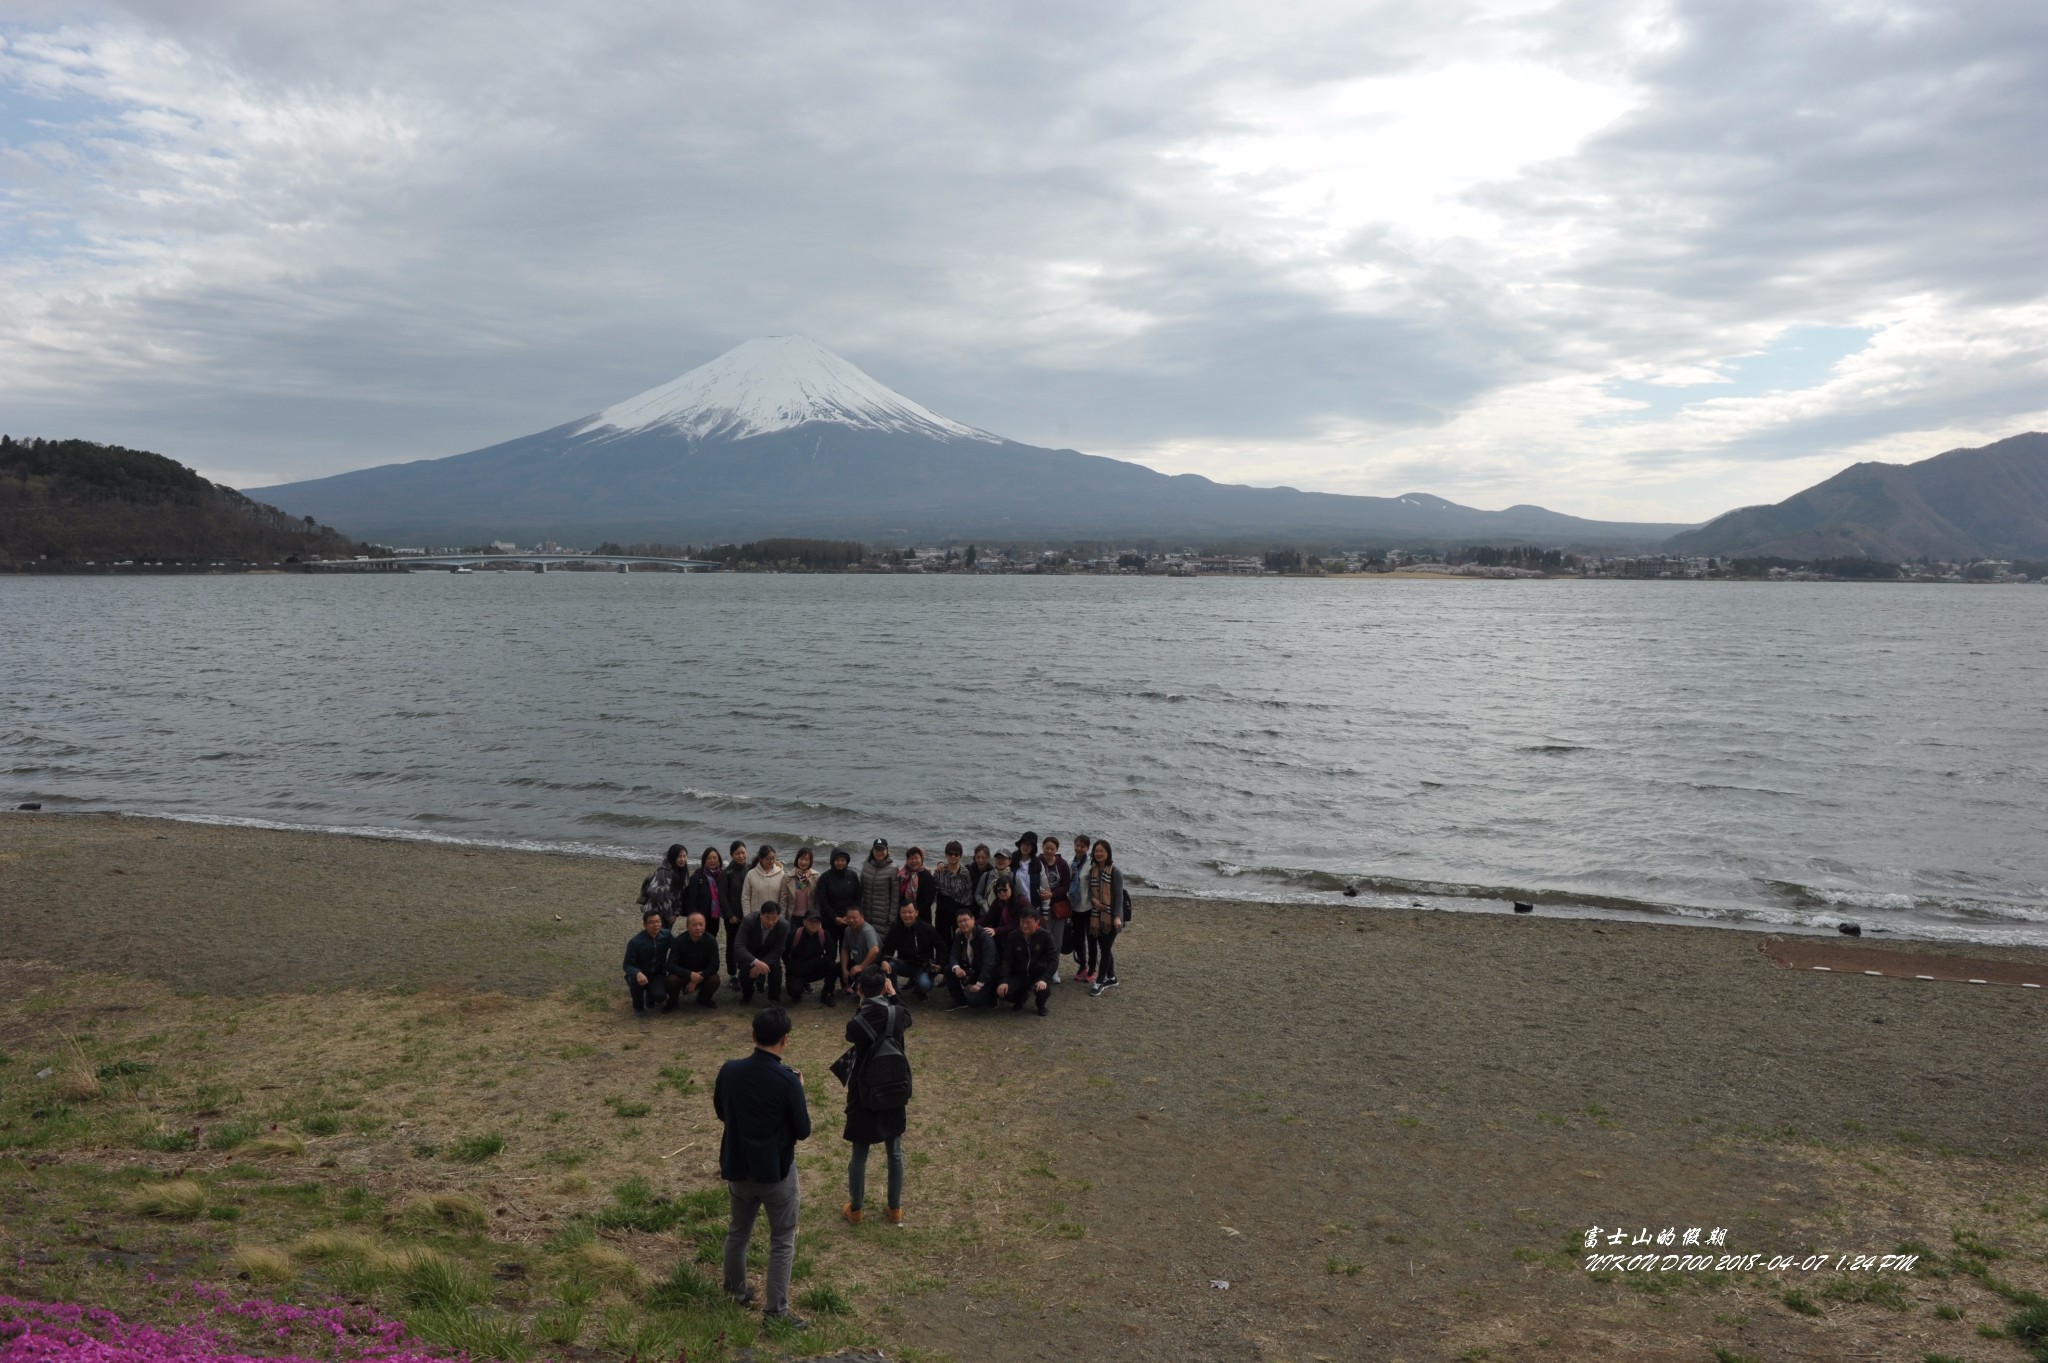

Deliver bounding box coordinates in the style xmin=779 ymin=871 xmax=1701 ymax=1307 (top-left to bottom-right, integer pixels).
xmin=815 ymin=848 xmax=861 ymax=952
xmin=858 ymin=839 xmax=896 ymax=925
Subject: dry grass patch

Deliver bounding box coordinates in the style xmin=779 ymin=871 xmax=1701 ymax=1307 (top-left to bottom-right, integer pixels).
xmin=227 ymin=1244 xmax=296 ymax=1284
xmin=245 ymin=1130 xmax=307 ymax=1157
xmin=293 ymin=1230 xmax=383 ymax=1262
xmin=128 ymin=1178 xmax=206 ymax=1219
xmin=55 ymin=1063 xmax=102 ymax=1103
xmin=554 ymin=1241 xmax=641 ymax=1293
xmin=397 ymin=1191 xmax=490 ymax=1232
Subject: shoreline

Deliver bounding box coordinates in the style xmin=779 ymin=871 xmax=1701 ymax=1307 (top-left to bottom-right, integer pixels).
xmin=5 ymin=809 xmax=2046 ymax=1361
xmin=6 ymin=805 xmax=2040 ymax=949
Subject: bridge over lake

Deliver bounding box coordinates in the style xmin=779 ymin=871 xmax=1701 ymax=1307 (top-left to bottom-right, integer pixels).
xmin=308 ymin=554 xmax=722 ymax=572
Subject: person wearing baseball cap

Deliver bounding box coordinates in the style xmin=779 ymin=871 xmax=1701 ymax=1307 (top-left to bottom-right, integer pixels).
xmin=858 ymin=839 xmax=896 ymax=926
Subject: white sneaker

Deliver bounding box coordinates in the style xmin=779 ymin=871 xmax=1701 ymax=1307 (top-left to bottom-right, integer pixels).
xmin=1051 ymin=971 xmax=1062 ymax=985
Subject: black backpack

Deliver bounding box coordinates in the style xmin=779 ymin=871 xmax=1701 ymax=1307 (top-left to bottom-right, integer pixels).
xmin=853 ymin=1002 xmax=913 ymax=1112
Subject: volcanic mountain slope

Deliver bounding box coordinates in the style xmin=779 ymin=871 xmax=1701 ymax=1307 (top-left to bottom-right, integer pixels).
xmin=1664 ymin=432 xmax=2048 ymax=562
xmin=253 ymin=336 xmax=1690 ymax=547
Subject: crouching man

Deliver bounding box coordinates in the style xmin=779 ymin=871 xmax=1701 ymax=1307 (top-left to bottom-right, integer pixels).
xmin=784 ymin=912 xmax=838 ymax=1005
xmin=944 ymin=908 xmax=999 ymax=1010
xmin=735 ymin=903 xmax=791 ymax=1005
xmin=996 ymin=906 xmax=1057 ymax=1016
xmin=670 ymin=911 xmax=722 ymax=1008
xmin=623 ymin=909 xmax=674 ymax=1018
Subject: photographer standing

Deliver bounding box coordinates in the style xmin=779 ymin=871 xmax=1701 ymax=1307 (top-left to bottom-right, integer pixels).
xmin=839 ymin=970 xmax=913 ymax=1226
xmin=712 ymin=1006 xmax=811 ymax=1328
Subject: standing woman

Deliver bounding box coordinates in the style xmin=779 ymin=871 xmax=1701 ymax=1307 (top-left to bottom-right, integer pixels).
xmin=841 ymin=970 xmax=912 ymax=1226
xmin=934 ymin=842 xmax=976 ymax=924
xmin=1068 ymin=835 xmax=1094 ymax=981
xmin=896 ymin=846 xmax=938 ymax=923
xmin=779 ymin=847 xmax=819 ymax=925
xmin=639 ymin=843 xmax=690 ymax=929
xmin=721 ymin=841 xmax=751 ymax=986
xmin=683 ymin=848 xmax=726 ymax=955
xmin=744 ymin=844 xmax=789 ymax=919
xmin=1084 ymin=839 xmax=1126 ymax=997
xmin=967 ymin=844 xmax=995 ymax=908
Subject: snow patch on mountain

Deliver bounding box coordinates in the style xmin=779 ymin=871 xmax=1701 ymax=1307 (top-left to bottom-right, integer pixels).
xmin=575 ymin=335 xmax=998 ymax=443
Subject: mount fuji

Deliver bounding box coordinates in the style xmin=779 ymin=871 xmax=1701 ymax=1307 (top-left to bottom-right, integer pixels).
xmin=252 ymin=336 xmax=1689 ymax=546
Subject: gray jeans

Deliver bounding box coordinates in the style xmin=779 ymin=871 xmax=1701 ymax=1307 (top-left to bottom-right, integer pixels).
xmin=723 ymin=1165 xmax=800 ymax=1312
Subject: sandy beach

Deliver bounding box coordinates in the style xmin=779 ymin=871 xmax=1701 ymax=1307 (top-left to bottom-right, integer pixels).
xmin=4 ymin=811 xmax=2046 ymax=1362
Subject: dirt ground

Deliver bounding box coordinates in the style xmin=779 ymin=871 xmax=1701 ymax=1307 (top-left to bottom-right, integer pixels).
xmin=5 ymin=811 xmax=2047 ymax=1363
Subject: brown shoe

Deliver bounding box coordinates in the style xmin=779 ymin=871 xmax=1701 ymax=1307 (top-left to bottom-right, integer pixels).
xmin=886 ymin=1207 xmax=905 ymax=1226
xmin=842 ymin=1202 xmax=862 ymax=1225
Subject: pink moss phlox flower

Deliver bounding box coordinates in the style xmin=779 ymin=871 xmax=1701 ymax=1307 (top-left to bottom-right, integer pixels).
xmin=0 ymin=1294 xmax=450 ymax=1363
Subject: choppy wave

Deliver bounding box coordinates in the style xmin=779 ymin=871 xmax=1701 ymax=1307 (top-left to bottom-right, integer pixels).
xmin=5 ymin=572 xmax=2044 ymax=948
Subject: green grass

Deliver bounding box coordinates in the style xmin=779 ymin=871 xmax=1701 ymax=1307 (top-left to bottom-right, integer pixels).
xmin=205 ymin=1119 xmax=258 ymax=1151
xmin=302 ymin=1114 xmax=343 ymax=1137
xmin=96 ymin=1060 xmax=154 ymax=1081
xmin=1712 ymin=1350 xmax=1758 ymax=1363
xmin=533 ymin=1307 xmax=583 ymax=1348
xmin=447 ymin=1132 xmax=507 ymax=1164
xmin=399 ymin=1251 xmax=493 ymax=1310
xmin=1781 ymin=1288 xmax=1822 ymax=1317
xmin=798 ymin=1285 xmax=853 ymax=1316
xmin=646 ymin=1260 xmax=723 ymax=1308
xmin=2010 ymin=1302 xmax=2048 ymax=1358
xmin=604 ymin=1096 xmax=651 ymax=1119
xmin=1323 ymin=1256 xmax=1365 ymax=1276
xmin=409 ymin=1307 xmax=531 ymax=1362
xmin=1819 ymin=1275 xmax=1910 ymax=1311
xmin=658 ymin=1065 xmax=696 ymax=1096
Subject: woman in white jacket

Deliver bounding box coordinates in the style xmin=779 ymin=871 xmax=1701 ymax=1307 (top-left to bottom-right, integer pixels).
xmin=743 ymin=844 xmax=790 ymax=918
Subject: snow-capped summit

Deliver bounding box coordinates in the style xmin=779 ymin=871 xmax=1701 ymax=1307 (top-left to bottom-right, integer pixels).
xmin=575 ymin=335 xmax=997 ymax=444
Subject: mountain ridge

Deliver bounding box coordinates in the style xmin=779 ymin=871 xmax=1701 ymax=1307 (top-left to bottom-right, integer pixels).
xmin=251 ymin=338 xmax=1690 ymax=547
xmin=1666 ymin=432 xmax=2048 ymax=561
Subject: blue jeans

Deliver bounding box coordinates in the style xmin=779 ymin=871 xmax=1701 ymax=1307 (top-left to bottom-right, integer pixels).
xmin=883 ymin=958 xmax=934 ymax=998
xmin=848 ymin=1137 xmax=903 ymax=1211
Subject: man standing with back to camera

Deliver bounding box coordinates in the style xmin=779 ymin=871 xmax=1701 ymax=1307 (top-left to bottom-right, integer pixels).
xmin=712 ymin=1006 xmax=811 ymax=1329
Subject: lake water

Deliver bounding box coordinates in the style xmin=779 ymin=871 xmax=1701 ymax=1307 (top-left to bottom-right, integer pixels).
xmin=4 ymin=572 xmax=2044 ymax=945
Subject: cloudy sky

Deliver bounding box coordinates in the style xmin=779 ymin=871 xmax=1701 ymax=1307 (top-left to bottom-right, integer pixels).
xmin=2 ymin=0 xmax=2043 ymax=521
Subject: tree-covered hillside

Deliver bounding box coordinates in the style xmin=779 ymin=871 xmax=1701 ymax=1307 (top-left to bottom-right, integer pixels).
xmin=1 ymin=437 xmax=367 ymax=567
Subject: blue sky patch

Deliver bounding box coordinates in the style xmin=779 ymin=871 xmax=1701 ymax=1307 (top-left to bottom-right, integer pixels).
xmin=1594 ymin=325 xmax=1876 ymax=425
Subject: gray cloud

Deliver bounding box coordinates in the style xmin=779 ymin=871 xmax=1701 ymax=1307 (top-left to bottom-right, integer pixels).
xmin=0 ymin=0 xmax=2043 ymax=516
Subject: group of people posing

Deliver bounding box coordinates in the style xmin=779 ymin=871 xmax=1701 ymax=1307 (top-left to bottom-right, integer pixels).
xmin=622 ymin=832 xmax=1131 ymax=1019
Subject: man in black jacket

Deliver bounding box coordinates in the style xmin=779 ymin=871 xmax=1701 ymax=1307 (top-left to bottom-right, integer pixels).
xmin=997 ymin=907 xmax=1057 ymax=1016
xmin=713 ymin=1006 xmax=811 ymax=1328
xmin=943 ymin=908 xmax=998 ymax=1010
xmin=669 ymin=912 xmax=721 ymax=1008
xmin=784 ymin=914 xmax=837 ymax=1005
xmin=622 ymin=910 xmax=673 ymax=1018
xmin=880 ymin=901 xmax=943 ymax=1001
xmin=815 ymin=848 xmax=861 ymax=948
xmin=734 ymin=903 xmax=791 ymax=1004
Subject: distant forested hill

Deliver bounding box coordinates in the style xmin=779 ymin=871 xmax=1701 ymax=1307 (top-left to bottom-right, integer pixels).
xmin=0 ymin=436 xmax=367 ymax=567
xmin=1665 ymin=432 xmax=2048 ymax=562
